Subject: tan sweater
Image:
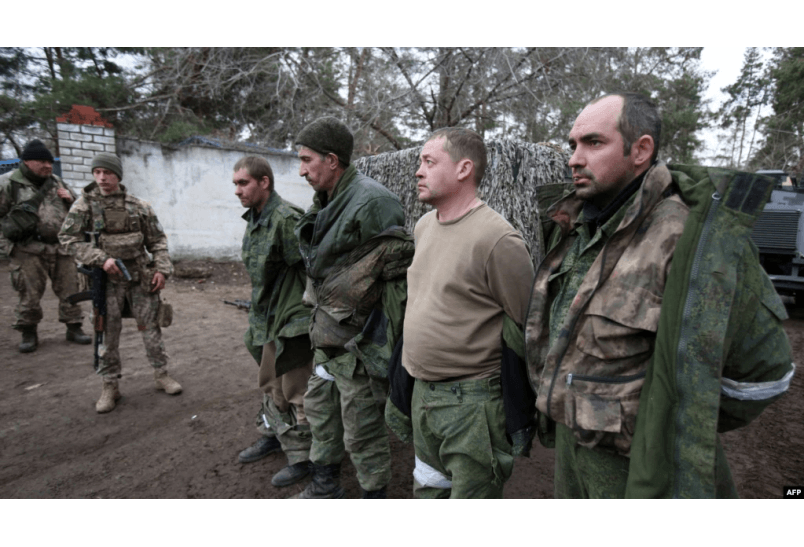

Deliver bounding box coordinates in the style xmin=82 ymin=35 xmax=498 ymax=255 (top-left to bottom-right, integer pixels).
xmin=402 ymin=203 xmax=534 ymax=381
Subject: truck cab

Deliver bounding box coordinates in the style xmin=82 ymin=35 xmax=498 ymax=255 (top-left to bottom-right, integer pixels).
xmin=750 ymin=170 xmax=804 ymax=304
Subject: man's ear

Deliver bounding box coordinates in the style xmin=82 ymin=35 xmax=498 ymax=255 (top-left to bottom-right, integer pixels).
xmin=632 ymin=135 xmax=655 ymax=168
xmin=326 ymin=153 xmax=340 ymax=171
xmin=456 ymin=158 xmax=474 ymax=183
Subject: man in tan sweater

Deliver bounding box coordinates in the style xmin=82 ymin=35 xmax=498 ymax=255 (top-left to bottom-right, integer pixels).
xmin=402 ymin=127 xmax=534 ymax=498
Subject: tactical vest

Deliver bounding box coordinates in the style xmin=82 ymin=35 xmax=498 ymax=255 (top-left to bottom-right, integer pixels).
xmin=1 ymin=176 xmax=61 ymax=244
xmin=89 ymin=196 xmax=145 ymax=261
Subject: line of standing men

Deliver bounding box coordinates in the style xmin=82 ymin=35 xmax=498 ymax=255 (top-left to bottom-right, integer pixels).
xmin=233 ymin=92 xmax=794 ymax=499
xmin=3 ymin=90 xmax=793 ymax=498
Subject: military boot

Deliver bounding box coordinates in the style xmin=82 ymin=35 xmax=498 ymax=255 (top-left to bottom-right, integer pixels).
xmin=295 ymin=463 xmax=345 ymax=499
xmin=66 ymin=323 xmax=92 ymax=344
xmin=272 ymin=461 xmax=311 ymax=487
xmin=96 ymin=378 xmax=121 ymax=413
xmin=18 ymin=326 xmax=38 ymax=353
xmin=238 ymin=436 xmax=281 ymax=464
xmin=154 ymin=369 xmax=182 ymax=394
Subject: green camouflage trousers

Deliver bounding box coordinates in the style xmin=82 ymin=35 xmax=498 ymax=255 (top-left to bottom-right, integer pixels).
xmin=244 ymin=335 xmax=313 ymax=465
xmin=98 ymin=280 xmax=168 ymax=378
xmin=411 ymin=376 xmax=513 ymax=499
xmin=304 ymin=360 xmax=391 ymax=492
xmin=9 ymin=247 xmax=83 ymax=328
xmin=554 ymin=421 xmax=740 ymax=498
xmin=256 ymin=392 xmax=312 ymax=465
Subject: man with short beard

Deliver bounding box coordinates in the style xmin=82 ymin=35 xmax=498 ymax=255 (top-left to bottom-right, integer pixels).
xmin=59 ymin=152 xmax=181 ymax=414
xmin=525 ymin=93 xmax=794 ymax=498
xmin=0 ymin=139 xmax=91 ymax=352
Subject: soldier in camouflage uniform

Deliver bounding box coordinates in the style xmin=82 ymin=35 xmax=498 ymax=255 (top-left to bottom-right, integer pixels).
xmin=59 ymin=153 xmax=181 ymax=414
xmin=0 ymin=139 xmax=91 ymax=352
xmin=525 ymin=93 xmax=795 ymax=498
xmin=293 ymin=118 xmax=412 ymax=499
xmin=233 ymin=156 xmax=315 ymax=488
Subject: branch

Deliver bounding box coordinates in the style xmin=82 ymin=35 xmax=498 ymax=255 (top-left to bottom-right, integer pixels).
xmin=382 ymin=47 xmax=434 ymax=126
xmin=95 ymin=93 xmax=176 ymax=112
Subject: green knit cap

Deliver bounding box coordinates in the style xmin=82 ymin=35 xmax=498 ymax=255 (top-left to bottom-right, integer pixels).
xmin=295 ymin=117 xmax=353 ymax=166
xmin=90 ymin=152 xmax=123 ymax=181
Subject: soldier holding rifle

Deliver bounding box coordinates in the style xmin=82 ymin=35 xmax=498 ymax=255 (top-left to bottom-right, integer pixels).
xmin=59 ymin=153 xmax=181 ymax=414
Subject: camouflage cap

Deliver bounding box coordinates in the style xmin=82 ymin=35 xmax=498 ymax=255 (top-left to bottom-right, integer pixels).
xmin=295 ymin=117 xmax=353 ymax=166
xmin=90 ymin=152 xmax=123 ymax=181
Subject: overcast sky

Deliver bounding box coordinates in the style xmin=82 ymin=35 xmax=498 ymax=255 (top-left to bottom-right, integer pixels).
xmin=698 ymin=47 xmax=775 ymax=166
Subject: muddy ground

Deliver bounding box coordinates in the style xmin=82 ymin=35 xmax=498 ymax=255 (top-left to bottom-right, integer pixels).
xmin=0 ymin=258 xmax=801 ymax=499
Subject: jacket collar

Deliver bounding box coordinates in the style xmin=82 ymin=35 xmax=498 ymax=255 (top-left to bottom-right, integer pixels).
xmin=242 ymin=190 xmax=282 ymax=225
xmin=547 ymin=162 xmax=672 ymax=238
xmin=314 ymin=164 xmax=357 ymax=209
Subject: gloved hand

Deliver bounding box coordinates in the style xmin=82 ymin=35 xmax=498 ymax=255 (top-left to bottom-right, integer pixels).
xmin=381 ymin=241 xmax=415 ymax=281
xmin=510 ymin=426 xmax=535 ymax=458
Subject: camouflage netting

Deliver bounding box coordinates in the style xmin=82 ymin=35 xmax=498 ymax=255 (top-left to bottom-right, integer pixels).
xmin=355 ymin=139 xmax=570 ymax=263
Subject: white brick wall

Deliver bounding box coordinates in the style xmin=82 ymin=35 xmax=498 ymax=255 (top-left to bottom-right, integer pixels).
xmin=57 ymin=122 xmax=116 ymax=190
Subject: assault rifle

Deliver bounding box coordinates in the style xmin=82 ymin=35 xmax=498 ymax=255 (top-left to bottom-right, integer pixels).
xmin=223 ymin=299 xmax=251 ymax=311
xmin=67 ymin=233 xmax=132 ymax=370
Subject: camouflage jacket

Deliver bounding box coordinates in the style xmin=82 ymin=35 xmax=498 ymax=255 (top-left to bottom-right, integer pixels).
xmin=295 ymin=163 xmax=409 ymax=378
xmin=0 ymin=166 xmax=76 ymax=256
xmin=242 ymin=190 xmax=311 ymax=372
xmin=525 ymin=162 xmax=794 ymax=497
xmin=295 ymin=163 xmax=406 ymax=281
xmin=304 ymin=226 xmax=414 ymax=379
xmin=58 ymin=182 xmax=173 ymax=284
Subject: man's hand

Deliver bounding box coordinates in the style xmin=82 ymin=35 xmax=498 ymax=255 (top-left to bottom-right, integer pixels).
xmin=510 ymin=426 xmax=535 ymax=458
xmin=151 ymin=271 xmax=166 ymax=292
xmin=56 ymin=188 xmax=73 ymax=203
xmin=103 ymin=257 xmax=122 ymax=276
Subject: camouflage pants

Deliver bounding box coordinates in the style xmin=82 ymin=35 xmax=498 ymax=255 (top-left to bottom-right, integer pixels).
xmin=304 ymin=360 xmax=391 ymax=491
xmin=554 ymin=422 xmax=631 ymax=498
xmin=9 ymin=247 xmax=83 ymax=328
xmin=411 ymin=376 xmax=513 ymax=499
xmin=554 ymin=422 xmax=740 ymax=498
xmin=98 ymin=280 xmax=168 ymax=378
xmin=244 ymin=337 xmax=314 ymax=465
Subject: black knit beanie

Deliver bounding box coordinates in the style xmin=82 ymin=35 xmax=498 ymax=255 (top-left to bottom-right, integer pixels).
xmin=90 ymin=152 xmax=123 ymax=181
xmin=21 ymin=139 xmax=54 ymax=162
xmin=295 ymin=117 xmax=353 ymax=166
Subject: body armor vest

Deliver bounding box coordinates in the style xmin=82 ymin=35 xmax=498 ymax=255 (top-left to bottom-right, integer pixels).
xmin=90 ymin=197 xmax=145 ymax=261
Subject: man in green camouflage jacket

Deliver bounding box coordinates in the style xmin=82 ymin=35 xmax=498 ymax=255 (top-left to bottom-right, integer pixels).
xmin=525 ymin=93 xmax=795 ymax=498
xmin=233 ymin=156 xmax=315 ymax=489
xmin=0 ymin=139 xmax=91 ymax=352
xmin=59 ymin=153 xmax=182 ymax=414
xmin=293 ymin=117 xmax=413 ymax=499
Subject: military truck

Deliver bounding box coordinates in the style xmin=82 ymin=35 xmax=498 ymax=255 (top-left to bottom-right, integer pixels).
xmin=750 ymin=170 xmax=804 ymax=305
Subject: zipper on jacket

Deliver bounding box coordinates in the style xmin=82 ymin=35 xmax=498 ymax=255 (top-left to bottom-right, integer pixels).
xmin=566 ymin=371 xmax=647 ymax=385
xmin=545 ymin=234 xmax=612 ymax=417
xmin=304 ymin=213 xmax=322 ymax=272
xmin=672 ymin=191 xmax=722 ymax=498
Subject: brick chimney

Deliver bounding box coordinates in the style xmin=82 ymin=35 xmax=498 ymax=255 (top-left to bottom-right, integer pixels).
xmin=56 ymin=105 xmax=116 ymax=190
